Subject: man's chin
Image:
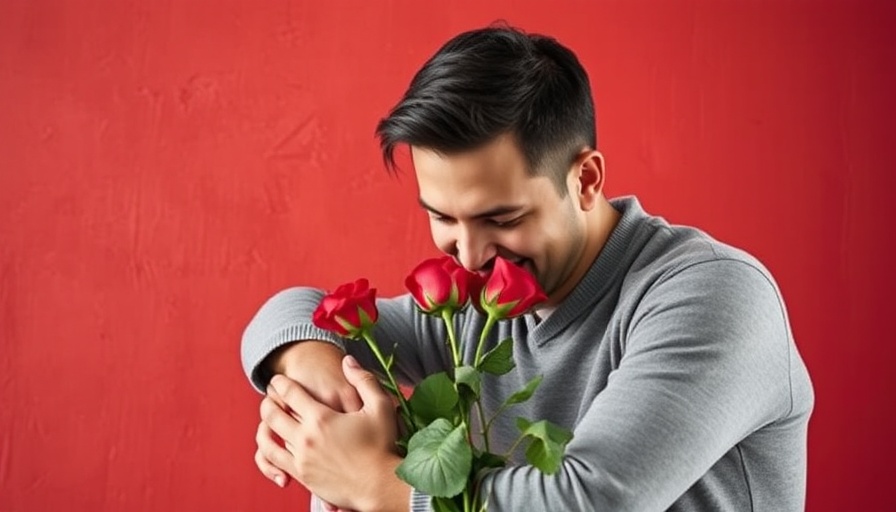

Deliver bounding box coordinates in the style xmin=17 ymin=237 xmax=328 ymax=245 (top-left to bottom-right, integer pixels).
xmin=519 ymin=259 xmax=538 ymax=279
xmin=518 ymin=260 xmax=551 ymax=293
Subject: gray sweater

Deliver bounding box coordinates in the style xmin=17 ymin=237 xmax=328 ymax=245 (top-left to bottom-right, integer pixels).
xmin=241 ymin=196 xmax=814 ymax=511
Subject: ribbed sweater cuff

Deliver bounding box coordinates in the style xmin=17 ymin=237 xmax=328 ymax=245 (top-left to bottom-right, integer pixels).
xmin=410 ymin=489 xmax=432 ymax=511
xmin=246 ymin=323 xmax=345 ymax=392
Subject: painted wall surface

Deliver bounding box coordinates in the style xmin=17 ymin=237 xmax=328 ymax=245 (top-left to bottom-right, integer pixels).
xmin=1 ymin=1 xmax=893 ymax=510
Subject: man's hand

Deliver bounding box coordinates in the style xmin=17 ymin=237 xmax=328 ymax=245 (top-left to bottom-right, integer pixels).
xmin=270 ymin=340 xmax=364 ymax=412
xmin=259 ymin=355 xmax=411 ymax=512
xmin=254 ymin=341 xmax=362 ymax=490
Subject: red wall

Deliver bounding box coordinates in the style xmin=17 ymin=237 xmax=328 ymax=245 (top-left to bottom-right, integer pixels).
xmin=1 ymin=1 xmax=893 ymax=510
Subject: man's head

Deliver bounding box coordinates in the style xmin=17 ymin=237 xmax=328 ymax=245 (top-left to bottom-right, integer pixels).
xmin=377 ymin=26 xmax=615 ymax=305
xmin=376 ymin=25 xmax=596 ymax=193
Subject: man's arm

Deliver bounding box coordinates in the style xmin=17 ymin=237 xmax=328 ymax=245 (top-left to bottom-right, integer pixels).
xmin=242 ymin=285 xmax=451 ymax=504
xmin=242 ymin=287 xmax=348 ymax=391
xmin=463 ymin=260 xmax=809 ymax=511
xmin=263 ymin=340 xmax=363 ymax=412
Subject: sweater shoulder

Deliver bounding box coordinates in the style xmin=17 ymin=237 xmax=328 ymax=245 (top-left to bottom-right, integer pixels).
xmin=628 ymin=216 xmax=774 ymax=287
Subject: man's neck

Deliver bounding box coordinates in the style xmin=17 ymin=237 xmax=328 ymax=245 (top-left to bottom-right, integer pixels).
xmin=540 ymin=195 xmax=621 ymax=312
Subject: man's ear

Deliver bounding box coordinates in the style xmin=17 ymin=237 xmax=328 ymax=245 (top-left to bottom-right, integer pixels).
xmin=571 ymin=150 xmax=605 ymax=211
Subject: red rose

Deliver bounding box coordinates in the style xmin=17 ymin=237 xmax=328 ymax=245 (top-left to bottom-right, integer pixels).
xmin=480 ymin=257 xmax=548 ymax=319
xmin=405 ymin=256 xmax=476 ymax=314
xmin=466 ymin=270 xmax=488 ymax=314
xmin=312 ymin=278 xmax=378 ymax=338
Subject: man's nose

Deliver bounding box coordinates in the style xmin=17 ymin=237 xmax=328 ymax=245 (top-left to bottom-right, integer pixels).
xmin=455 ymin=228 xmax=496 ymax=272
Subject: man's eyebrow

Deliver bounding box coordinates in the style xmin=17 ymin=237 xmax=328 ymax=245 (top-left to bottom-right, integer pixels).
xmin=417 ymin=198 xmax=525 ymax=219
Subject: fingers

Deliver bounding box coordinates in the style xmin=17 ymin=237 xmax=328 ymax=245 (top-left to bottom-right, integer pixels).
xmin=338 ymin=385 xmax=364 ymax=413
xmin=260 ymin=390 xmax=314 ymax=464
xmin=341 ymin=355 xmax=392 ymax=414
xmin=270 ymin=374 xmax=329 ymax=418
xmin=259 ymin=386 xmax=302 ymax=428
xmin=259 ymin=376 xmax=336 ymax=489
xmin=254 ymin=421 xmax=292 ymax=488
xmin=276 ymin=341 xmax=363 ymax=413
xmin=266 ymin=383 xmax=302 ymax=422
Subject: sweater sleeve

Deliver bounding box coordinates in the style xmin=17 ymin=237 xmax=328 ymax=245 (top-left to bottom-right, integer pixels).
xmin=241 ymin=287 xmax=343 ymax=392
xmin=474 ymin=259 xmax=799 ymax=511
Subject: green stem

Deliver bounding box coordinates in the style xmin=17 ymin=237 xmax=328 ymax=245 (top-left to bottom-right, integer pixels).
xmin=503 ymin=433 xmax=527 ymax=460
xmin=361 ymin=331 xmax=412 ymax=424
xmin=463 ymin=418 xmax=475 ymax=512
xmin=440 ymin=309 xmax=461 ymax=367
xmin=483 ymin=401 xmax=511 ymax=438
xmin=471 ymin=314 xmax=498 ymax=452
xmin=473 ymin=315 xmax=498 ymax=367
xmin=476 ymin=400 xmax=490 ymax=453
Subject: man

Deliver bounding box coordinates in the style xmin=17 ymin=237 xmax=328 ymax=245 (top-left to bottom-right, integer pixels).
xmin=242 ymin=26 xmax=814 ymax=511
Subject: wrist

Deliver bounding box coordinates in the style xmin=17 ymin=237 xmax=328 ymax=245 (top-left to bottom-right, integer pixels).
xmin=361 ymin=454 xmax=412 ymax=512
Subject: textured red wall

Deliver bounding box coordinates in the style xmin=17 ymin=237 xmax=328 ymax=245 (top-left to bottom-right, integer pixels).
xmin=1 ymin=1 xmax=893 ymax=511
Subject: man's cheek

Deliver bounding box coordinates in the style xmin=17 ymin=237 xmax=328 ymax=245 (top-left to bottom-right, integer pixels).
xmin=497 ymin=233 xmax=532 ymax=260
xmin=430 ymin=232 xmax=455 ymax=255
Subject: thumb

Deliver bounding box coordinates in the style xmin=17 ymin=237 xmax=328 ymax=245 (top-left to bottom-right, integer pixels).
xmin=342 ymin=355 xmax=388 ymax=408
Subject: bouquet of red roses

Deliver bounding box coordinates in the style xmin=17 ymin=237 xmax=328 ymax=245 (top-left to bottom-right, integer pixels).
xmin=312 ymin=256 xmax=573 ymax=512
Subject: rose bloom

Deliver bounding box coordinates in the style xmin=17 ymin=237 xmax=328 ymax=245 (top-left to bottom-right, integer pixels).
xmin=405 ymin=256 xmax=478 ymax=314
xmin=480 ymin=257 xmax=548 ymax=319
xmin=312 ymin=278 xmax=378 ymax=337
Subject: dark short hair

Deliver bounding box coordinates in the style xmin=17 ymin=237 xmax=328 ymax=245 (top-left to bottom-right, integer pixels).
xmin=375 ymin=25 xmax=597 ymax=193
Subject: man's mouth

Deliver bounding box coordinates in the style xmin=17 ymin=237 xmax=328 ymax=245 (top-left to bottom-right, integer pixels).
xmin=513 ymin=258 xmax=535 ymax=274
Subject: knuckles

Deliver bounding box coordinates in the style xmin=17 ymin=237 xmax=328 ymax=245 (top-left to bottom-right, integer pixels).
xmin=259 ymin=396 xmax=280 ymax=424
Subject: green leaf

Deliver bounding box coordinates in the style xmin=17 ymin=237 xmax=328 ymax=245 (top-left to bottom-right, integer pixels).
xmin=515 ymin=418 xmax=574 ymax=475
xmin=380 ymin=377 xmax=398 ymax=395
xmin=477 ymin=337 xmax=515 ymax=375
xmin=396 ymin=418 xmax=472 ymax=498
xmin=385 ymin=343 xmax=397 ymax=371
xmin=409 ymin=372 xmax=458 ymax=425
xmin=454 ymin=365 xmax=481 ymax=398
xmin=502 ymin=375 xmax=543 ymax=407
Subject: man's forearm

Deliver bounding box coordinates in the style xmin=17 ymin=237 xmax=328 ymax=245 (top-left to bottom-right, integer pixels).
xmin=264 ymin=340 xmax=344 ymax=380
xmin=241 ymin=286 xmax=346 ymax=391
